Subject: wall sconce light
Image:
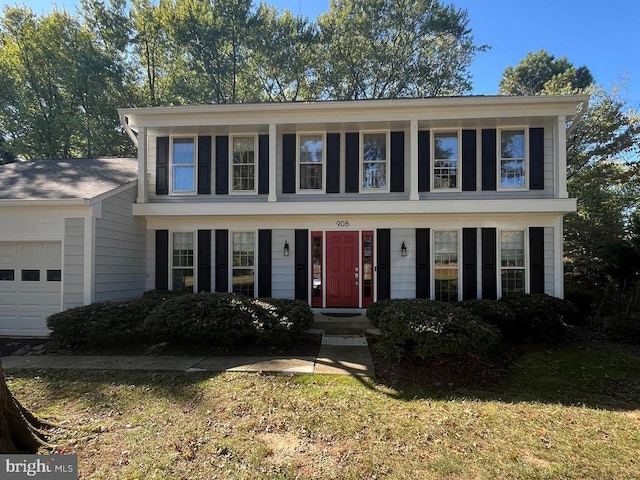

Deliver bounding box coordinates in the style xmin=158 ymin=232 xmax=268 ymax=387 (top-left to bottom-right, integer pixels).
xmin=284 ymin=241 xmax=290 ymax=257
xmin=401 ymin=241 xmax=407 ymax=257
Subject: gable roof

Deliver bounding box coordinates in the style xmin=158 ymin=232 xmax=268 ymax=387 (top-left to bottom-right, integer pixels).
xmin=0 ymin=157 xmax=138 ymax=201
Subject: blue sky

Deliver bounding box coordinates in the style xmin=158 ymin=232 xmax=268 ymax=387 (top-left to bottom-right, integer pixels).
xmin=2 ymin=0 xmax=639 ymax=108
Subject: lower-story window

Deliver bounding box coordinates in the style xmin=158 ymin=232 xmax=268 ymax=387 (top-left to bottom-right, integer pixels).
xmin=172 ymin=232 xmax=194 ymax=291
xmin=232 ymin=232 xmax=255 ymax=297
xmin=434 ymin=230 xmax=459 ymax=302
xmin=501 ymin=230 xmax=525 ymax=295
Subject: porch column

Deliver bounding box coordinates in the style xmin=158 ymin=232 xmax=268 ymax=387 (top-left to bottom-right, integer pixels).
xmin=137 ymin=127 xmax=148 ymax=204
xmin=409 ymin=120 xmax=419 ymax=200
xmin=269 ymin=123 xmax=277 ymax=202
xmin=557 ymin=116 xmax=568 ymax=199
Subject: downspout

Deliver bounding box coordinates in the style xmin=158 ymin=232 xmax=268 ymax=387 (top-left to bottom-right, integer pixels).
xmin=120 ymin=114 xmax=138 ymax=148
xmin=566 ymin=98 xmax=589 ymax=136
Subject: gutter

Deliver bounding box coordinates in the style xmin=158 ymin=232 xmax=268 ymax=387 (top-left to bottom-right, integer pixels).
xmin=0 ymin=199 xmax=87 ymax=207
xmin=567 ymin=97 xmax=589 ymax=136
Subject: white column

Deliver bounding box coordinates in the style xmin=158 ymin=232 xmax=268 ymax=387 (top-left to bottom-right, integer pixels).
xmin=410 ymin=120 xmax=419 ymax=200
xmin=269 ymin=123 xmax=277 ymax=202
xmin=557 ymin=116 xmax=568 ymax=199
xmin=137 ymin=127 xmax=148 ymax=204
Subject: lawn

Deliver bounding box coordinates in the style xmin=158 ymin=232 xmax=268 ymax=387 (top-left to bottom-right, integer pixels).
xmin=6 ymin=342 xmax=640 ymax=479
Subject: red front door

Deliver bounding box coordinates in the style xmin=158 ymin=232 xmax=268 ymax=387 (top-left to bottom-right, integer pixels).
xmin=326 ymin=231 xmax=359 ymax=307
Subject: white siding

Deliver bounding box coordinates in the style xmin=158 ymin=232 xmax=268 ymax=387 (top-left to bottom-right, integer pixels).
xmin=544 ymin=226 xmax=555 ymax=296
xmin=390 ymin=228 xmax=415 ymax=299
xmin=63 ymin=218 xmax=84 ymax=310
xmin=94 ymin=187 xmax=147 ymax=302
xmin=272 ymin=229 xmax=295 ymax=299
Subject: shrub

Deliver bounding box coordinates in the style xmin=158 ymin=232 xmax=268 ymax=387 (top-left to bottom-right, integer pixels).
xmin=603 ymin=313 xmax=640 ymax=344
xmin=564 ymin=282 xmax=600 ymax=324
xmin=252 ymin=298 xmax=314 ymax=347
xmin=370 ymin=299 xmax=502 ymax=359
xmin=457 ymin=299 xmax=516 ymax=336
xmin=366 ymin=298 xmax=396 ymax=328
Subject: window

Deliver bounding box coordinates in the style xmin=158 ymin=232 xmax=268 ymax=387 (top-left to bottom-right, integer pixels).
xmin=21 ymin=270 xmax=40 ymax=281
xmin=361 ymin=132 xmax=388 ymax=191
xmin=232 ymin=232 xmax=255 ymax=297
xmin=46 ymin=270 xmax=62 ymax=282
xmin=433 ymin=231 xmax=458 ymax=302
xmin=231 ymin=136 xmax=256 ymax=192
xmin=172 ymin=138 xmax=196 ymax=193
xmin=299 ymin=134 xmax=324 ymax=191
xmin=501 ymin=230 xmax=526 ymax=296
xmin=172 ymin=232 xmax=194 ymax=291
xmin=433 ymin=131 xmax=459 ymax=189
xmin=500 ymin=129 xmax=526 ymax=188
xmin=0 ymin=269 xmax=14 ymax=281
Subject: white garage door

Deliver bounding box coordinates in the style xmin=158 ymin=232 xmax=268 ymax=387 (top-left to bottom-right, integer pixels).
xmin=0 ymin=241 xmax=62 ymax=337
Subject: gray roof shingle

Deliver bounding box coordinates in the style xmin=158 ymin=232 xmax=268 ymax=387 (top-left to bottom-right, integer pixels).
xmin=0 ymin=158 xmax=138 ymax=201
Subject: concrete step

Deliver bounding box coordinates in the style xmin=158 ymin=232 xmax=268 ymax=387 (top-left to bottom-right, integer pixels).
xmin=321 ymin=334 xmax=368 ymax=346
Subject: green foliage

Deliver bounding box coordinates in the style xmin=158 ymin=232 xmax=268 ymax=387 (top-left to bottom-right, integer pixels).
xmin=365 ymin=298 xmax=396 ymax=328
xmin=252 ymin=298 xmax=314 ymax=347
xmin=457 ymin=299 xmax=516 ymax=334
xmin=604 ymin=313 xmax=640 ymax=344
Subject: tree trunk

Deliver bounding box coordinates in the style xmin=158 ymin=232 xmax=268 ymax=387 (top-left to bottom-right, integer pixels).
xmin=0 ymin=359 xmax=47 ymax=453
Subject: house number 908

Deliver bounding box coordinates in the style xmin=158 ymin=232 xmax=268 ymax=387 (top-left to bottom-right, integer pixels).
xmin=336 ymin=220 xmax=350 ymax=228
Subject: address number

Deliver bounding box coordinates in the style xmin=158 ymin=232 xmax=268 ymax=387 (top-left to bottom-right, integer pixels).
xmin=336 ymin=220 xmax=350 ymax=228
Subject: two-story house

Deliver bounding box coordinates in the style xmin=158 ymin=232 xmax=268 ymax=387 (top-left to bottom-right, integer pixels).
xmin=0 ymin=95 xmax=587 ymax=337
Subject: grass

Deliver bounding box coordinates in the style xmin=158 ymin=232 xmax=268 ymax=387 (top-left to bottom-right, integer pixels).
xmin=6 ymin=341 xmax=640 ymax=479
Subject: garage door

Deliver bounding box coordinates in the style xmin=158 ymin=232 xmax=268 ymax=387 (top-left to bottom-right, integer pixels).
xmin=0 ymin=242 xmax=62 ymax=337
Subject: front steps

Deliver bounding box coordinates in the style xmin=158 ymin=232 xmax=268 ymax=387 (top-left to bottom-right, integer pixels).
xmin=311 ymin=312 xmax=376 ymax=335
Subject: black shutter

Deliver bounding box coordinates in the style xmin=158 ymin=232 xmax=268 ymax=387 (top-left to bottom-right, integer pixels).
xmin=282 ymin=134 xmax=296 ymax=194
xmin=345 ymin=132 xmax=359 ymax=193
xmin=481 ymin=228 xmax=497 ymax=300
xmin=529 ymin=128 xmax=545 ymax=190
xmin=377 ymin=229 xmax=391 ymax=300
xmin=215 ymin=136 xmax=229 ymax=195
xmin=326 ymin=133 xmax=341 ymax=193
xmin=390 ymin=131 xmax=405 ymax=192
xmin=258 ymin=134 xmax=269 ymax=195
xmin=197 ymin=136 xmax=212 ymax=195
xmin=215 ymin=230 xmax=228 ymax=293
xmin=462 ymin=130 xmax=477 ymax=191
xmin=462 ymin=228 xmax=477 ymax=300
xmin=418 ymin=131 xmax=430 ymax=192
xmin=294 ymin=229 xmax=308 ymax=301
xmin=258 ymin=229 xmax=272 ymax=298
xmin=481 ymin=129 xmax=497 ymax=191
xmin=156 ymin=137 xmax=169 ymax=195
xmin=529 ymin=227 xmax=545 ymax=294
xmin=416 ymin=228 xmax=430 ymax=299
xmin=197 ymin=230 xmax=211 ymax=292
xmin=155 ymin=230 xmax=169 ymax=290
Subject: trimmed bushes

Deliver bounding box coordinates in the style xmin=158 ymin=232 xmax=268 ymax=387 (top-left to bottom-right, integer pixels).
xmin=604 ymin=313 xmax=640 ymax=344
xmin=457 ymin=299 xmax=516 ymax=335
xmin=500 ymin=293 xmax=575 ymax=343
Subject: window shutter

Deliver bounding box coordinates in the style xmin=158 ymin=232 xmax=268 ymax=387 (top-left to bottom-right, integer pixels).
xmin=197 ymin=136 xmax=211 ymax=195
xmin=215 ymin=136 xmax=229 ymax=195
xmin=294 ymin=229 xmax=308 ymax=301
xmin=326 ymin=133 xmax=341 ymax=193
xmin=156 ymin=137 xmax=169 ymax=195
xmin=155 ymin=230 xmax=169 ymax=290
xmin=345 ymin=132 xmax=359 ymax=193
xmin=197 ymin=230 xmax=211 ymax=292
xmin=215 ymin=230 xmax=228 ymax=292
xmin=481 ymin=129 xmax=497 ymax=191
xmin=416 ymin=228 xmax=430 ymax=299
xmin=377 ymin=229 xmax=391 ymax=300
xmin=258 ymin=229 xmax=272 ymax=298
xmin=418 ymin=131 xmax=430 ymax=192
xmin=462 ymin=130 xmax=477 ymax=191
xmin=529 ymin=227 xmax=545 ymax=293
xmin=529 ymin=128 xmax=545 ymax=190
xmin=258 ymin=134 xmax=269 ymax=195
xmin=282 ymin=134 xmax=296 ymax=194
xmin=390 ymin=131 xmax=405 ymax=192
xmin=462 ymin=228 xmax=477 ymax=300
xmin=481 ymin=228 xmax=497 ymax=299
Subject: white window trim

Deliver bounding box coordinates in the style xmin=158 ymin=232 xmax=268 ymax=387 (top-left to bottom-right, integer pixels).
xmin=359 ymin=130 xmax=390 ymax=193
xmin=229 ymin=230 xmax=258 ymax=296
xmin=229 ymin=134 xmax=259 ymax=195
xmin=497 ymin=127 xmax=529 ymax=191
xmin=170 ymin=231 xmax=197 ymax=293
xmin=497 ymin=228 xmax=529 ymax=298
xmin=296 ymin=131 xmax=327 ymax=194
xmin=169 ymin=136 xmax=198 ymax=196
xmin=431 ymin=229 xmax=462 ymax=302
xmin=430 ymin=128 xmax=462 ymax=192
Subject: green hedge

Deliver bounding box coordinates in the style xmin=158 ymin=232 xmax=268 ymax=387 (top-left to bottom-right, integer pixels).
xmin=457 ymin=299 xmax=516 ymax=336
xmin=604 ymin=313 xmax=640 ymax=344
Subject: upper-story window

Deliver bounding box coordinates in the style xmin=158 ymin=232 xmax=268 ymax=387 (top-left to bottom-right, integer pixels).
xmin=500 ymin=129 xmax=527 ymax=188
xmin=433 ymin=131 xmax=460 ymax=190
xmin=298 ymin=134 xmax=325 ymax=191
xmin=172 ymin=138 xmax=196 ymax=193
xmin=231 ymin=136 xmax=256 ymax=193
xmin=361 ymin=132 xmax=388 ymax=191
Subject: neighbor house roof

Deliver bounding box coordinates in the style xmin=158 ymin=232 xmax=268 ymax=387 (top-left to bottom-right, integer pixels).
xmin=0 ymin=157 xmax=138 ymax=201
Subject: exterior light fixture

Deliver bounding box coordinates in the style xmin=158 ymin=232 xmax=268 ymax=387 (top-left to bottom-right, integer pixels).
xmin=401 ymin=241 xmax=407 ymax=257
xmin=284 ymin=241 xmax=290 ymax=256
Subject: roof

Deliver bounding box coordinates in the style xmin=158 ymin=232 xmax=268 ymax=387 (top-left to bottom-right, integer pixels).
xmin=0 ymin=157 xmax=138 ymax=201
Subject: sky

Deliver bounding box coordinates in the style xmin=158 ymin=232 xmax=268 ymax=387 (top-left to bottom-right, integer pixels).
xmin=2 ymin=0 xmax=639 ymax=108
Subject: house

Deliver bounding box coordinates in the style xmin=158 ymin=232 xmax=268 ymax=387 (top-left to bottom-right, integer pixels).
xmin=0 ymin=95 xmax=587 ymax=337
